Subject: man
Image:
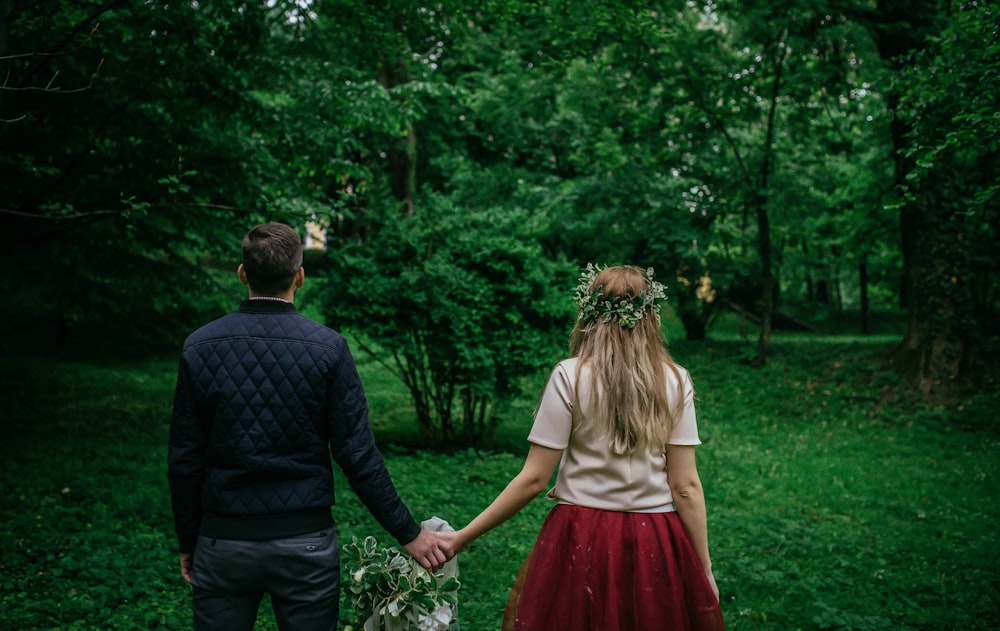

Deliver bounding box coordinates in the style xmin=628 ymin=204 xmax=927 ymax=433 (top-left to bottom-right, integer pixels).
xmin=168 ymin=222 xmax=452 ymax=630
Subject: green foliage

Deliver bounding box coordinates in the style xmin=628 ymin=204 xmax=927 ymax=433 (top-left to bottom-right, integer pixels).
xmin=324 ymin=196 xmax=574 ymax=448
xmin=3 ymin=0 xmax=1000 ymax=623
xmin=669 ymin=1 xmax=897 ymax=322
xmin=342 ymin=536 xmax=460 ymax=631
xmin=2 ymin=0 xmax=995 ymax=383
xmin=893 ymin=2 xmax=1000 ymax=342
xmin=679 ymin=336 xmax=1000 ymax=630
xmin=0 ymin=357 xmax=188 ymax=630
xmin=0 ymin=2 xmax=282 ymax=349
xmin=896 ymin=3 xmax=1000 ymax=202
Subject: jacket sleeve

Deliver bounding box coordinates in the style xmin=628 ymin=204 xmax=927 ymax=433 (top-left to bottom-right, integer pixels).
xmin=327 ymin=339 xmax=421 ymax=546
xmin=167 ymin=355 xmax=207 ymax=553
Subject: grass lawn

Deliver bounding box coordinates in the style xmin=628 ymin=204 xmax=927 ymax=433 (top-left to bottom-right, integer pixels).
xmin=1 ymin=328 xmax=997 ymax=630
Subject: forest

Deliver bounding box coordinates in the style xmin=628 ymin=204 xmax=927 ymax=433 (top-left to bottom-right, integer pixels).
xmin=1 ymin=1 xmax=998 ymax=629
xmin=3 ymin=1 xmax=998 ymax=410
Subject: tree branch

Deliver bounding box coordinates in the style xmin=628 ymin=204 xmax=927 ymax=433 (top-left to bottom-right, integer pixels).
xmin=0 ymin=202 xmax=263 ymax=221
xmin=0 ymin=58 xmax=103 ymax=94
xmin=701 ymin=106 xmax=754 ymax=188
xmin=355 ymin=337 xmax=406 ymax=384
xmin=47 ymin=0 xmax=127 ymax=60
xmin=0 ymin=20 xmax=107 ymax=120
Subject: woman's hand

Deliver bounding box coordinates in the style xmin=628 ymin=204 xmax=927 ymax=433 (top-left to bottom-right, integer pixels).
xmin=436 ymin=530 xmax=466 ymax=555
xmin=704 ymin=566 xmax=720 ymax=601
xmin=452 ymin=445 xmax=563 ymax=549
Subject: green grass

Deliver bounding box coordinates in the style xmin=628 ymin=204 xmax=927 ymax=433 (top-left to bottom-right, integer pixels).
xmin=1 ymin=332 xmax=998 ymax=630
xmin=689 ymin=338 xmax=999 ymax=629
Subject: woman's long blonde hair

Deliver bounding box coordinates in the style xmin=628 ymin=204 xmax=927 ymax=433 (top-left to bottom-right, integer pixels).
xmin=569 ymin=265 xmax=684 ymax=455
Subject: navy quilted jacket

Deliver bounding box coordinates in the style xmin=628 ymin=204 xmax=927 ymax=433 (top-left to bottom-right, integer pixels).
xmin=168 ymin=300 xmax=420 ymax=553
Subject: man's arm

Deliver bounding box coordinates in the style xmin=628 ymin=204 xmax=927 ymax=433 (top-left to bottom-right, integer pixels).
xmin=327 ymin=340 xmax=443 ymax=560
xmin=167 ymin=357 xmax=207 ymax=575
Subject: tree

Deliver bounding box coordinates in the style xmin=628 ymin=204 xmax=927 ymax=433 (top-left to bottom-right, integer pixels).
xmin=326 ymin=196 xmax=573 ymax=448
xmin=877 ymin=1 xmax=999 ymax=392
xmin=0 ymin=2 xmax=311 ymax=348
xmin=649 ymin=1 xmax=891 ymax=356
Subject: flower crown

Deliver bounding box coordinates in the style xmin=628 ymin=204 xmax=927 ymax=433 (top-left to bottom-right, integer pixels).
xmin=573 ymin=263 xmax=667 ymax=329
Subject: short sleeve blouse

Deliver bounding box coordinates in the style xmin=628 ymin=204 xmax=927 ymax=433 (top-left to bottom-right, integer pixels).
xmin=527 ymin=357 xmax=701 ymax=512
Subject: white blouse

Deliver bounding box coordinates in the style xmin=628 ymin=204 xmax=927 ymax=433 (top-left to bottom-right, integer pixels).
xmin=528 ymin=357 xmax=701 ymax=512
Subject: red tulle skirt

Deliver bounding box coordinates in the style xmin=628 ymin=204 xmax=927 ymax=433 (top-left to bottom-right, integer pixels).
xmin=502 ymin=505 xmax=726 ymax=631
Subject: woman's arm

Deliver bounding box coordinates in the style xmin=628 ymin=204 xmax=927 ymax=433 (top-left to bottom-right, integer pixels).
xmin=446 ymin=444 xmax=563 ymax=553
xmin=667 ymin=444 xmax=719 ymax=599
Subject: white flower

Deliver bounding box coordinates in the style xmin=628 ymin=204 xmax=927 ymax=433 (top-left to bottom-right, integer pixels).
xmin=415 ymin=605 xmax=454 ymax=631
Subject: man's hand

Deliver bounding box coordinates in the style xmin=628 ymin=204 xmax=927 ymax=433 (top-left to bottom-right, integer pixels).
xmin=403 ymin=529 xmax=454 ymax=573
xmin=179 ymin=552 xmax=194 ymax=583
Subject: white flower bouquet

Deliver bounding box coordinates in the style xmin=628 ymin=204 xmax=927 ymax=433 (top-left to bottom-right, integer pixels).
xmin=342 ymin=518 xmax=460 ymax=631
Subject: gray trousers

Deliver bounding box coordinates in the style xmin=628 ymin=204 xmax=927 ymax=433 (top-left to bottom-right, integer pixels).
xmin=190 ymin=530 xmax=340 ymax=631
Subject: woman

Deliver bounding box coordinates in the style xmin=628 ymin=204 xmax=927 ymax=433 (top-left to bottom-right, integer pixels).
xmin=442 ymin=264 xmax=725 ymax=630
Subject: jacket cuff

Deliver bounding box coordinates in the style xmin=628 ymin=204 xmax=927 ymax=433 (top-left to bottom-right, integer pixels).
xmin=391 ymin=517 xmax=422 ymax=547
xmin=178 ymin=534 xmax=199 ymax=554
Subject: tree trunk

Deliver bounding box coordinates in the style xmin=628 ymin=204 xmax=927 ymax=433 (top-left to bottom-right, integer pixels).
xmin=749 ymin=37 xmax=787 ymax=367
xmin=816 ymin=279 xmax=830 ymax=305
xmin=379 ymin=55 xmax=416 ymax=216
xmin=834 ymin=273 xmax=843 ymax=310
xmin=895 ymin=177 xmax=977 ymax=394
xmin=803 ymin=240 xmax=816 ymax=302
xmin=680 ymin=310 xmax=708 ymax=341
xmin=859 ymin=260 xmax=870 ymax=334
xmin=0 ymin=0 xmax=11 ymax=57
xmin=750 ymin=199 xmax=775 ymax=366
xmin=0 ymin=0 xmax=13 ymax=120
xmin=402 ymin=125 xmax=417 ymax=217
xmin=893 ymin=98 xmax=922 ymax=355
xmin=872 ymin=1 xmax=975 ymax=394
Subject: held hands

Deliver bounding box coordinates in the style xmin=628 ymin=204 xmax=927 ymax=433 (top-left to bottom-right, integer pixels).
xmin=178 ymin=531 xmax=457 ymax=580
xmin=403 ymin=529 xmax=455 ymax=573
xmin=435 ymin=530 xmax=465 ymax=555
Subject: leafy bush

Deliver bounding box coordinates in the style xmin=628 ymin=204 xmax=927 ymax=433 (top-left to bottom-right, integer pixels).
xmin=342 ymin=535 xmax=460 ymax=631
xmin=323 ymin=196 xmax=574 ymax=449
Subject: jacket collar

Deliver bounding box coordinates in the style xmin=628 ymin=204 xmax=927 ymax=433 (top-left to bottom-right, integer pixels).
xmin=238 ymin=299 xmax=298 ymax=314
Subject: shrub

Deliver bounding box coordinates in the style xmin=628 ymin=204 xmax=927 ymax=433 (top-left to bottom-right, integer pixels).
xmin=323 ymin=196 xmax=574 ymax=449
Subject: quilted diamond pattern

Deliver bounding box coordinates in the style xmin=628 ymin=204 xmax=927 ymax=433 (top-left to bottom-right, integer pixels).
xmin=184 ymin=307 xmax=339 ymax=515
xmin=168 ymin=300 xmax=419 ymax=551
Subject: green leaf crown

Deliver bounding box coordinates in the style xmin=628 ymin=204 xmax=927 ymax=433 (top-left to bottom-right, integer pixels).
xmin=573 ymin=263 xmax=667 ymax=329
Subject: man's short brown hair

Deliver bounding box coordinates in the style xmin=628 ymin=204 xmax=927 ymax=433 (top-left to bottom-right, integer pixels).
xmin=241 ymin=222 xmax=303 ymax=295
